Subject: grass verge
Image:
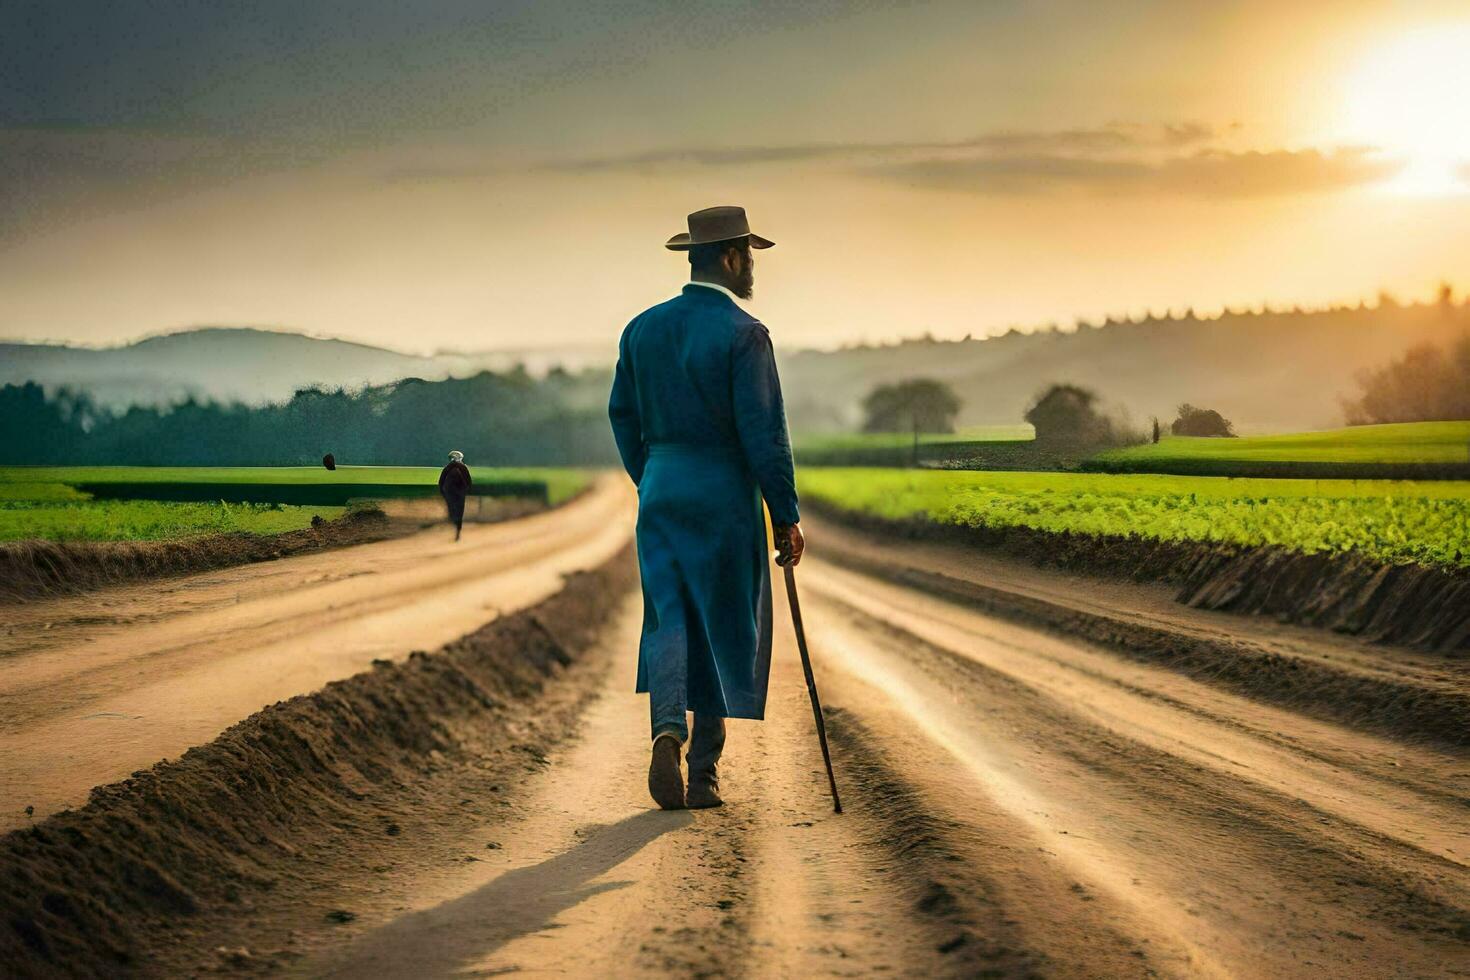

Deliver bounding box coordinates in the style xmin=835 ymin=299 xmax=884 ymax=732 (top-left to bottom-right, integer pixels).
xmin=1085 ymin=421 xmax=1470 ymax=479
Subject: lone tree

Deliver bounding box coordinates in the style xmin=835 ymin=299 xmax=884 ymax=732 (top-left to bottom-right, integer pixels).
xmin=1024 ymin=383 xmax=1123 ymax=444
xmin=1171 ymin=404 xmax=1236 ymax=437
xmin=861 ymin=378 xmax=961 ymax=434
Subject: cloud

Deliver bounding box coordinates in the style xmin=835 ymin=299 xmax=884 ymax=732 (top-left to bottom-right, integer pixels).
xmin=492 ymin=121 xmax=1391 ymax=200
xmin=384 ymin=121 xmax=1217 ymax=181
xmin=385 ymin=122 xmax=1392 ymax=201
xmin=542 ymin=121 xmax=1216 ymax=172
xmin=870 ymin=147 xmax=1398 ymax=198
xmin=1162 ymin=148 xmax=1398 ymax=197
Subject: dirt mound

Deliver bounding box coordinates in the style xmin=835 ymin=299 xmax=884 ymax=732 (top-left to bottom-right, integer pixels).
xmin=0 ymin=508 xmax=402 ymax=605
xmin=806 ymin=500 xmax=1470 ymax=656
xmin=0 ymin=547 xmax=636 ymax=978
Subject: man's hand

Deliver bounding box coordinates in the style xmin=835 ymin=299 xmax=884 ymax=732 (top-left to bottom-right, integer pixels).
xmin=774 ymin=523 xmax=805 ymax=567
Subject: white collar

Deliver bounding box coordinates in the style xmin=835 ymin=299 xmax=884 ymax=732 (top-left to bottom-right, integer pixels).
xmin=685 ymin=280 xmax=743 ymax=304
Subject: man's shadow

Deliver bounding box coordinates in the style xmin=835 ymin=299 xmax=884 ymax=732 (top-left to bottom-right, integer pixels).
xmin=320 ymin=808 xmax=693 ymax=978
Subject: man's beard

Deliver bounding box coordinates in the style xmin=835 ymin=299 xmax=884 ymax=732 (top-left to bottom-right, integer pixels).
xmin=734 ymin=258 xmax=754 ymax=299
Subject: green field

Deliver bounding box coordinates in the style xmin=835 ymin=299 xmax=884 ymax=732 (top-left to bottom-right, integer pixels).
xmin=794 ymin=425 xmax=1035 ymax=467
xmin=0 ymin=500 xmax=350 ymax=542
xmin=798 ymin=468 xmax=1470 ymax=569
xmin=794 ymin=425 xmax=1034 ymax=453
xmin=0 ymin=466 xmax=591 ymax=542
xmin=1086 ymin=422 xmax=1470 ymax=478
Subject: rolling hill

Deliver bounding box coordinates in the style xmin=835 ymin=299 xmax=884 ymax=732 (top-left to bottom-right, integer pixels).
xmin=0 ymin=328 xmax=610 ymax=409
xmin=780 ymin=300 xmax=1470 ymax=433
xmin=4 ymin=298 xmax=1466 ymax=433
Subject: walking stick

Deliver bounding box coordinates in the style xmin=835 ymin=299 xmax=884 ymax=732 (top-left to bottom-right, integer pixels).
xmin=782 ymin=563 xmax=843 ymax=814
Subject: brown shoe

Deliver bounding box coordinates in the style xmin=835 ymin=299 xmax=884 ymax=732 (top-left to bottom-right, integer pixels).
xmin=686 ymin=779 xmax=723 ymax=809
xmin=648 ymin=733 xmax=686 ymax=810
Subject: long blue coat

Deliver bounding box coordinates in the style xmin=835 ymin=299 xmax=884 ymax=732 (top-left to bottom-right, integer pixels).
xmin=609 ymin=284 xmax=800 ymax=720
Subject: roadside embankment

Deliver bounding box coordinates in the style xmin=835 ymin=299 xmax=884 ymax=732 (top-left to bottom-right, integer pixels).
xmin=0 ymin=545 xmax=636 ymax=978
xmin=1174 ymin=546 xmax=1470 ymax=651
xmin=809 ymin=507 xmax=1470 ymax=747
xmin=806 ymin=499 xmax=1470 ymax=656
xmin=0 ymin=508 xmax=402 ymax=604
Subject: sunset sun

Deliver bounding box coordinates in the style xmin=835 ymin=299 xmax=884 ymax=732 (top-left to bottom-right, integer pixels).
xmin=1343 ymin=22 xmax=1470 ymax=195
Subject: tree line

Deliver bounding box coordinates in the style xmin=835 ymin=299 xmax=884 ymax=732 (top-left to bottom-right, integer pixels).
xmin=0 ymin=367 xmax=621 ymax=467
xmin=859 ymin=327 xmax=1470 ymax=446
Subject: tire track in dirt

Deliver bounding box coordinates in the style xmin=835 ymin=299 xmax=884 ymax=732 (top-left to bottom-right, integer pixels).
xmin=801 ymin=560 xmax=1470 ymax=978
xmin=810 ymin=560 xmax=1470 ymax=866
xmin=822 ymin=706 xmax=1165 ymax=978
xmin=740 ymin=687 xmax=949 ymax=977
xmin=811 ymin=518 xmax=1470 ymax=748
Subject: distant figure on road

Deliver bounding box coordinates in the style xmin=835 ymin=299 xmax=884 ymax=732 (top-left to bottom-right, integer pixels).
xmin=438 ymin=450 xmax=472 ymax=541
xmin=322 ymin=452 xmax=336 ymax=470
xmin=609 ymin=205 xmax=803 ymax=811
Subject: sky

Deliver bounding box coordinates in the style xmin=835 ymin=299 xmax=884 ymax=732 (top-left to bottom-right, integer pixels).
xmin=2 ymin=0 xmax=1469 ymax=353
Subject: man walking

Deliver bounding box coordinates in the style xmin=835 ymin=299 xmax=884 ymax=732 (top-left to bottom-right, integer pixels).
xmin=438 ymin=450 xmax=472 ymax=541
xmin=609 ymin=205 xmax=804 ymax=811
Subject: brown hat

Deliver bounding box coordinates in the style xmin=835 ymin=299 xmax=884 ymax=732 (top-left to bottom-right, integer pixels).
xmin=665 ymin=205 xmax=774 ymax=251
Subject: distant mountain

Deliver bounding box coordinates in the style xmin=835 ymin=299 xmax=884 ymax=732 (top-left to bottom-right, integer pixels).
xmin=5 ymin=300 xmax=1466 ymax=432
xmin=0 ymin=327 xmax=612 ymax=409
xmin=779 ymin=300 xmax=1470 ymax=434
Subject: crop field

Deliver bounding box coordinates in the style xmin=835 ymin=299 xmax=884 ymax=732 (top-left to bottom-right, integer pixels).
xmin=798 ymin=467 xmax=1470 ymax=569
xmin=0 ymin=466 xmax=591 ymax=542
xmin=1086 ymin=421 xmax=1470 ymax=479
xmin=0 ymin=499 xmax=348 ymax=542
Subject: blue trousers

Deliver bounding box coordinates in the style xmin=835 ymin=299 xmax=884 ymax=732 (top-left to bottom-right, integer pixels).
xmin=647 ymin=634 xmax=726 ymax=786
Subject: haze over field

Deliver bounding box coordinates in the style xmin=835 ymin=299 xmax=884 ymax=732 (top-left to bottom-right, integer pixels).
xmin=0 ymin=328 xmax=608 ymax=409
xmin=9 ymin=295 xmax=1465 ymax=432
xmin=4 ymin=0 xmax=1470 ymax=354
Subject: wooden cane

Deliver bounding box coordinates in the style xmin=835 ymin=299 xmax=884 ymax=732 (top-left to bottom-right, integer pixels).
xmin=782 ymin=563 xmax=843 ymax=814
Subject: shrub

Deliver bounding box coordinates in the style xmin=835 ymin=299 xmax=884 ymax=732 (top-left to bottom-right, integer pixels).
xmin=1171 ymin=404 xmax=1236 ymax=437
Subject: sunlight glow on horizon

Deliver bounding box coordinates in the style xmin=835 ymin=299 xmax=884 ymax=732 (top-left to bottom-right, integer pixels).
xmin=1341 ymin=21 xmax=1470 ymax=196
xmin=7 ymin=3 xmax=1470 ymax=351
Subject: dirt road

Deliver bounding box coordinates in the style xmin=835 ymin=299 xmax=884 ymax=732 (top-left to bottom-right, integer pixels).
xmin=284 ymin=537 xmax=1468 ymax=977
xmin=0 ymin=477 xmax=633 ymax=831
xmin=5 ymin=499 xmax=1468 ymax=977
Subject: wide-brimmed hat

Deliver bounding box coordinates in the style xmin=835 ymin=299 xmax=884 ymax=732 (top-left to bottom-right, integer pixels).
xmin=665 ymin=205 xmax=774 ymax=251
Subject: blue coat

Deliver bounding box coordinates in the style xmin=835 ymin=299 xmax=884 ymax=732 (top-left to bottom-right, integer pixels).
xmin=609 ymin=284 xmax=800 ymax=719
